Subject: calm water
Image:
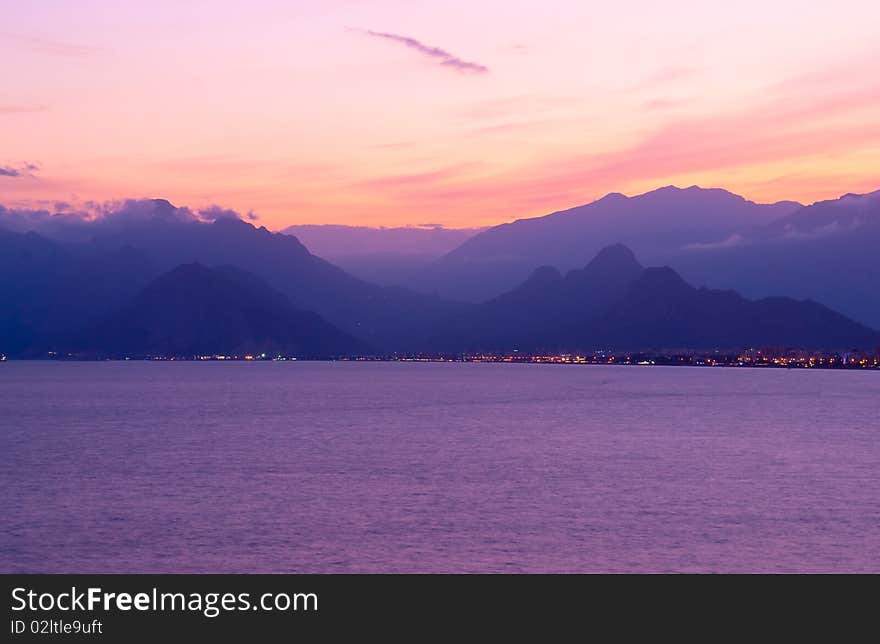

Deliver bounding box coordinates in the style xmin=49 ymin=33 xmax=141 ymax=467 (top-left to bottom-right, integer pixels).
xmin=1 ymin=361 xmax=878 ymax=573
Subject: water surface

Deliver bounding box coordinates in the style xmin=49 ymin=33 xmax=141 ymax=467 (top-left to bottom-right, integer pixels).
xmin=1 ymin=361 xmax=878 ymax=572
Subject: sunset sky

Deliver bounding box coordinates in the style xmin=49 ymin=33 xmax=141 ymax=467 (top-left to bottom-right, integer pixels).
xmin=2 ymin=0 xmax=879 ymax=229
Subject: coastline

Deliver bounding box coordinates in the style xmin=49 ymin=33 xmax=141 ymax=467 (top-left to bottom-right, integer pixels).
xmin=3 ymin=352 xmax=878 ymax=369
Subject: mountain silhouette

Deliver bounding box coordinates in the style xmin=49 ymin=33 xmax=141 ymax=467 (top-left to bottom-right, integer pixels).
xmin=279 ymin=223 xmax=483 ymax=287
xmin=0 ymin=228 xmax=157 ymax=355
xmin=72 ymin=263 xmax=364 ymax=357
xmin=593 ymin=265 xmax=877 ymax=351
xmin=2 ymin=198 xmax=878 ymax=358
xmin=671 ymin=189 xmax=880 ymax=327
xmin=80 ymin=204 xmax=465 ymax=351
xmin=395 ymin=186 xmax=879 ymax=328
xmin=429 ymin=243 xmax=645 ymax=351
xmin=410 ymin=186 xmax=800 ymax=302
xmin=430 ymin=245 xmax=878 ymax=352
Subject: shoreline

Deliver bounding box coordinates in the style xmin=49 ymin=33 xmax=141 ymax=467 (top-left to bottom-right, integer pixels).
xmin=3 ymin=353 xmax=878 ymax=370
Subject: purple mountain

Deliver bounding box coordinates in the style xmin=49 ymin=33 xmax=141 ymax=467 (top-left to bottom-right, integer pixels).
xmin=280 ymin=223 xmax=483 ymax=286
xmin=429 ymin=245 xmax=878 ymax=353
xmin=410 ymin=185 xmax=800 ymax=302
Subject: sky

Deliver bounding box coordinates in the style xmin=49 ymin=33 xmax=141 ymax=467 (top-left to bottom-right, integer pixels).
xmin=2 ymin=0 xmax=879 ymax=230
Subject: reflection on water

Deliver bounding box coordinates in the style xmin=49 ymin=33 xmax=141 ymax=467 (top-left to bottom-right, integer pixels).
xmin=1 ymin=361 xmax=878 ymax=572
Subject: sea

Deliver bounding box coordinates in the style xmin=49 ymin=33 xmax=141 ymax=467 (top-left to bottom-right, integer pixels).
xmin=1 ymin=361 xmax=878 ymax=573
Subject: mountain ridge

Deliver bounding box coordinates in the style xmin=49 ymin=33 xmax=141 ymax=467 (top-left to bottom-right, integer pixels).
xmin=428 ymin=244 xmax=879 ymax=353
xmin=408 ymin=185 xmax=804 ymax=302
xmin=70 ymin=263 xmax=365 ymax=358
xmin=2 ymin=191 xmax=878 ymax=356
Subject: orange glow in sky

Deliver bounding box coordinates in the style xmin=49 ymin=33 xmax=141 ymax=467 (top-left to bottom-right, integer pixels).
xmin=2 ymin=1 xmax=879 ymax=229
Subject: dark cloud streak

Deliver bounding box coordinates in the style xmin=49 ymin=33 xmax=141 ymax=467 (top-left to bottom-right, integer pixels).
xmin=360 ymin=29 xmax=488 ymax=74
xmin=0 ymin=162 xmax=39 ymax=178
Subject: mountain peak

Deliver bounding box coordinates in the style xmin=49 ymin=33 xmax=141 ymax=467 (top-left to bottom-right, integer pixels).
xmin=584 ymin=244 xmax=641 ymax=272
xmin=526 ymin=265 xmax=564 ymax=284
xmin=633 ymin=266 xmax=692 ymax=295
xmin=76 ymin=263 xmax=363 ymax=357
xmin=597 ymin=191 xmax=628 ymax=203
xmin=562 ymin=244 xmax=644 ymax=302
xmin=210 ymin=217 xmax=253 ymax=230
xmin=836 ymin=190 xmax=880 ymax=203
xmin=639 ymin=184 xmax=745 ymax=201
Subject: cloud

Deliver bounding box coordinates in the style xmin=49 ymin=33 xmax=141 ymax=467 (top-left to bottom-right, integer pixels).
xmin=642 ymin=98 xmax=685 ymax=112
xmin=445 ymin=59 xmax=880 ymax=213
xmin=0 ymin=103 xmax=48 ymax=115
xmin=198 ymin=205 xmax=241 ymax=222
xmin=0 ymin=162 xmax=39 ymax=178
xmin=359 ymin=163 xmax=483 ymax=195
xmin=684 ymin=234 xmax=745 ymax=250
xmin=642 ymin=65 xmax=702 ymax=86
xmin=1 ymin=32 xmax=101 ymax=57
xmin=619 ymin=65 xmax=703 ymax=95
xmin=89 ymin=199 xmax=199 ymax=228
xmin=781 ymin=222 xmax=847 ymax=240
xmin=0 ymin=204 xmax=92 ymax=239
xmin=336 ymin=56 xmax=880 ymax=223
xmin=0 ymin=198 xmax=258 ymax=241
xmin=199 ymin=205 xmax=258 ymax=222
xmin=359 ymin=29 xmax=488 ymax=74
xmin=367 ymin=141 xmax=416 ymax=150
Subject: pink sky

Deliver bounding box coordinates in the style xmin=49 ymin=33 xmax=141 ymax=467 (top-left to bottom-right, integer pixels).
xmin=2 ymin=0 xmax=879 ymax=229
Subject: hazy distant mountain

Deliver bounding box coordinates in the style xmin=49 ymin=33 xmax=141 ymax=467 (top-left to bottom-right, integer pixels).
xmin=411 ymin=185 xmax=801 ymax=302
xmin=431 ymin=244 xmax=644 ymax=350
xmin=0 ymin=228 xmax=157 ymax=355
xmin=431 ymin=245 xmax=878 ymax=353
xmin=281 ymin=224 xmax=482 ymax=257
xmin=759 ymin=189 xmax=880 ymax=239
xmin=281 ymin=223 xmax=482 ymax=286
xmin=405 ymin=186 xmax=880 ymax=328
xmin=2 ymin=196 xmax=877 ymax=357
xmin=671 ymin=189 xmax=880 ymax=327
xmin=595 ymin=266 xmax=877 ymax=352
xmin=0 ymin=200 xmax=466 ymax=353
xmin=73 ymin=263 xmax=364 ymax=357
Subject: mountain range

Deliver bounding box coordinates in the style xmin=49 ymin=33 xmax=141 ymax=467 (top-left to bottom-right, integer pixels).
xmin=427 ymin=244 xmax=878 ymax=352
xmin=409 ymin=186 xmax=799 ymax=299
xmin=1 ymin=188 xmax=878 ymax=358
xmin=280 ymin=223 xmax=482 ymax=286
xmin=74 ymin=263 xmax=364 ymax=357
xmin=291 ymin=186 xmax=879 ymax=328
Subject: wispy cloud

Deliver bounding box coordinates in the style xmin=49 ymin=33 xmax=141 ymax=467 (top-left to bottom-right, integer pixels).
xmin=358 ymin=29 xmax=488 ymax=74
xmin=359 ymin=163 xmax=482 ymax=193
xmin=0 ymin=198 xmax=264 ymax=241
xmin=199 ymin=205 xmax=259 ymax=222
xmin=1 ymin=32 xmax=101 ymax=58
xmin=684 ymin=234 xmax=745 ymax=250
xmin=642 ymin=65 xmax=702 ymax=85
xmin=367 ymin=141 xmax=416 ymax=151
xmin=0 ymin=162 xmax=39 ymax=178
xmin=619 ymin=65 xmax=703 ymax=95
xmin=642 ymin=98 xmax=685 ymax=112
xmin=0 ymin=103 xmax=48 ymax=115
